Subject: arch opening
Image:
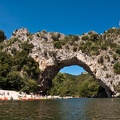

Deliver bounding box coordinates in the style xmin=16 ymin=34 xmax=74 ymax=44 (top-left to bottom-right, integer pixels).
xmin=40 ymin=64 xmax=108 ymax=98
xmin=60 ymin=65 xmax=85 ymax=75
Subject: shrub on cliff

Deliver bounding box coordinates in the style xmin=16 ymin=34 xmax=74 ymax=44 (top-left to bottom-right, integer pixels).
xmin=114 ymin=62 xmax=120 ymax=74
xmin=50 ymin=33 xmax=61 ymax=41
xmin=114 ymin=83 xmax=120 ymax=92
xmin=97 ymin=56 xmax=104 ymax=64
xmin=53 ymin=41 xmax=62 ymax=49
xmin=81 ymin=35 xmax=89 ymax=40
xmin=0 ymin=30 xmax=6 ymax=42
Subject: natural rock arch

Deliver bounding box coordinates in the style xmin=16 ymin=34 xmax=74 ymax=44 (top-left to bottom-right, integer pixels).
xmin=12 ymin=28 xmax=120 ymax=97
xmin=37 ymin=51 xmax=113 ymax=97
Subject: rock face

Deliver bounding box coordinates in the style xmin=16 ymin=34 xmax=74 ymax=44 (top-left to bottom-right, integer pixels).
xmin=10 ymin=28 xmax=120 ymax=97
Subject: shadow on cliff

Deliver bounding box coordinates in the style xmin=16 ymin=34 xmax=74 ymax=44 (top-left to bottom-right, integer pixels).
xmin=95 ymin=86 xmax=108 ymax=98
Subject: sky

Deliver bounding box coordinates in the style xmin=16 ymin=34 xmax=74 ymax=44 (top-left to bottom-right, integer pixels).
xmin=0 ymin=0 xmax=120 ymax=75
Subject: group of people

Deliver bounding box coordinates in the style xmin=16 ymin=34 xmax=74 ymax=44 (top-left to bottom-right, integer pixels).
xmin=0 ymin=91 xmax=13 ymax=100
xmin=0 ymin=90 xmax=48 ymax=100
xmin=0 ymin=91 xmax=9 ymax=96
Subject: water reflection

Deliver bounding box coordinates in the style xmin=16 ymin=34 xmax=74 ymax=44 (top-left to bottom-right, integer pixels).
xmin=0 ymin=98 xmax=119 ymax=120
xmin=58 ymin=98 xmax=92 ymax=120
xmin=0 ymin=100 xmax=62 ymax=120
xmin=85 ymin=98 xmax=120 ymax=120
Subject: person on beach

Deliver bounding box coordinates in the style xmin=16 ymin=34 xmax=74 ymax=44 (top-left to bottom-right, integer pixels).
xmin=7 ymin=92 xmax=9 ymax=96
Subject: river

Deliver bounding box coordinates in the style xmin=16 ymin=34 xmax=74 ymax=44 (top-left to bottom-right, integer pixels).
xmin=0 ymin=98 xmax=119 ymax=120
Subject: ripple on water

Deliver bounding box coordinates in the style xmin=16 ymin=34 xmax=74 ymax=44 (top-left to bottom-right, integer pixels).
xmin=0 ymin=98 xmax=119 ymax=120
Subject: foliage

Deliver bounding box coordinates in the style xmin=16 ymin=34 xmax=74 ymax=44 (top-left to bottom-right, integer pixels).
xmin=0 ymin=30 xmax=6 ymax=42
xmin=5 ymin=38 xmax=19 ymax=47
xmin=73 ymin=46 xmax=77 ymax=52
xmin=53 ymin=41 xmax=62 ymax=49
xmin=48 ymin=73 xmax=100 ymax=97
xmin=90 ymin=33 xmax=99 ymax=41
xmin=82 ymin=32 xmax=99 ymax=41
xmin=0 ymin=40 xmax=40 ymax=93
xmin=97 ymin=56 xmax=104 ymax=64
xmin=50 ymin=33 xmax=61 ymax=41
xmin=21 ymin=41 xmax=34 ymax=53
xmin=81 ymin=35 xmax=89 ymax=40
xmin=79 ymin=41 xmax=100 ymax=55
xmin=53 ymin=34 xmax=79 ymax=49
xmin=113 ymin=54 xmax=118 ymax=61
xmin=20 ymin=78 xmax=38 ymax=93
xmin=113 ymin=83 xmax=120 ymax=92
xmin=6 ymin=71 xmax=24 ymax=90
xmin=114 ymin=62 xmax=120 ymax=74
xmin=80 ymin=28 xmax=120 ymax=56
xmin=52 ymin=27 xmax=120 ymax=59
xmin=0 ymin=52 xmax=12 ymax=77
xmin=78 ymin=78 xmax=99 ymax=97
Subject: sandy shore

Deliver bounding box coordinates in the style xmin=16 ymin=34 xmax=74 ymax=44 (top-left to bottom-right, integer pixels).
xmin=0 ymin=90 xmax=44 ymax=100
xmin=0 ymin=90 xmax=72 ymax=100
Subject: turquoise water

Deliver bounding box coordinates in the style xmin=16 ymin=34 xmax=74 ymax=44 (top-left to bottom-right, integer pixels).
xmin=0 ymin=98 xmax=119 ymax=120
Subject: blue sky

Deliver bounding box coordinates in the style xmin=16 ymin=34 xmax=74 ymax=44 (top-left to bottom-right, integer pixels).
xmin=0 ymin=0 xmax=120 ymax=75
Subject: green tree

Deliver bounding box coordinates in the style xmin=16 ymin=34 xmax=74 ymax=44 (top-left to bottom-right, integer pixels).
xmin=0 ymin=52 xmax=12 ymax=77
xmin=20 ymin=79 xmax=38 ymax=93
xmin=0 ymin=30 xmax=6 ymax=42
xmin=6 ymin=71 xmax=24 ymax=90
xmin=79 ymin=79 xmax=99 ymax=97
xmin=48 ymin=72 xmax=100 ymax=97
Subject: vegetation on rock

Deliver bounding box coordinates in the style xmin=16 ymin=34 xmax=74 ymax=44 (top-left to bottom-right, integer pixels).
xmin=0 ymin=30 xmax=6 ymax=42
xmin=114 ymin=62 xmax=120 ymax=74
xmin=0 ymin=34 xmax=40 ymax=93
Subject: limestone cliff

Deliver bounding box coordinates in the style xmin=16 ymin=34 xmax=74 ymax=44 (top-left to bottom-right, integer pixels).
xmin=3 ymin=28 xmax=120 ymax=97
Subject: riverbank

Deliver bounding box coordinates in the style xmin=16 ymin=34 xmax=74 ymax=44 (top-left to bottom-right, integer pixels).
xmin=0 ymin=90 xmax=72 ymax=100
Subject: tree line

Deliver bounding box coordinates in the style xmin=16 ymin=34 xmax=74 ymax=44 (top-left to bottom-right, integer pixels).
xmin=48 ymin=72 xmax=100 ymax=97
